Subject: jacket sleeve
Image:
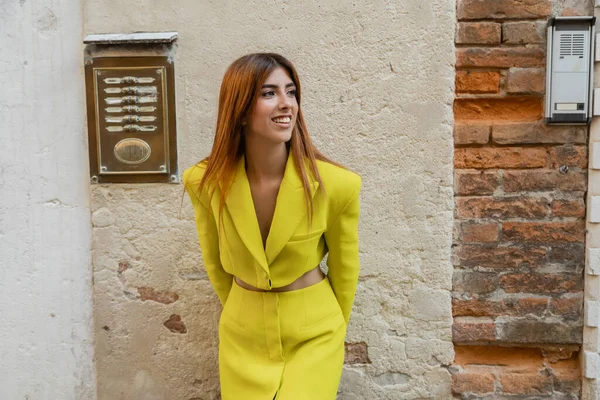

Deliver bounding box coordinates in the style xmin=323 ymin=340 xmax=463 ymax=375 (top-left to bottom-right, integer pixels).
xmin=183 ymin=169 xmax=233 ymax=305
xmin=324 ymin=179 xmax=361 ymax=324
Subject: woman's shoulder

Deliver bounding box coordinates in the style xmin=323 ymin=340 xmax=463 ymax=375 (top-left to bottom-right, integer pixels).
xmin=182 ymin=160 xmax=210 ymax=203
xmin=315 ymin=159 xmax=362 ymax=199
xmin=182 ymin=159 xmax=209 ymax=184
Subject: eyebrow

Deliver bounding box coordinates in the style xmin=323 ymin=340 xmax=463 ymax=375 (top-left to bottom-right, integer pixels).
xmin=261 ymin=83 xmax=296 ymax=89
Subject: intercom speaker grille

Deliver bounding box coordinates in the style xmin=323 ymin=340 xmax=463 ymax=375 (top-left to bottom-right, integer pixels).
xmin=573 ymin=34 xmax=584 ymax=57
xmin=559 ymin=33 xmax=585 ymax=57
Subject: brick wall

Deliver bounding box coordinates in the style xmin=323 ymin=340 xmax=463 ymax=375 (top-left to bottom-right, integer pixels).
xmin=452 ymin=0 xmax=591 ymax=397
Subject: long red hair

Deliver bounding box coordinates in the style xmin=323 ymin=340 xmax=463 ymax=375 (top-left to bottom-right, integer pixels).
xmin=196 ymin=53 xmax=340 ymax=225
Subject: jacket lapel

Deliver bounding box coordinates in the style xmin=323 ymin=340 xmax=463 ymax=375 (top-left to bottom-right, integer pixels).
xmin=265 ymin=154 xmax=319 ymax=265
xmin=224 ymin=156 xmax=269 ymax=272
xmin=223 ymin=152 xmax=319 ymax=272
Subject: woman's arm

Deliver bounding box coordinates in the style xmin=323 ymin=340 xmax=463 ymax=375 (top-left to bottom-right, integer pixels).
xmin=183 ymin=169 xmax=233 ymax=305
xmin=324 ymin=178 xmax=361 ymax=324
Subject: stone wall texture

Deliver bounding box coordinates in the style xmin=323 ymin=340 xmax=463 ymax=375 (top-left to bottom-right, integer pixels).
xmin=452 ymin=0 xmax=593 ymax=398
xmin=85 ymin=0 xmax=456 ymax=399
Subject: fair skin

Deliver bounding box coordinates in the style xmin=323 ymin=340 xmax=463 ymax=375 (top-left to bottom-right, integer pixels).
xmin=238 ymin=66 xmax=324 ymax=292
xmin=244 ymin=67 xmax=298 ymax=248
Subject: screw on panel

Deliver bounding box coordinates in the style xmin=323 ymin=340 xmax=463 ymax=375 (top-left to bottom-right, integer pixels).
xmin=159 ymin=165 xmax=166 ymax=172
xmin=170 ymin=175 xmax=178 ymax=183
xmin=167 ymin=57 xmax=173 ymax=64
xmin=85 ymin=59 xmax=93 ymax=65
xmin=100 ymin=166 xmax=107 ymax=172
xmin=559 ymin=165 xmax=569 ymax=174
xmin=156 ymin=69 xmax=162 ymax=75
xmin=91 ymin=176 xmax=99 ymax=183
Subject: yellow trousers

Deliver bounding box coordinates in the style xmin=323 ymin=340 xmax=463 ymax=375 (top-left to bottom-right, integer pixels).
xmin=219 ymin=277 xmax=346 ymax=400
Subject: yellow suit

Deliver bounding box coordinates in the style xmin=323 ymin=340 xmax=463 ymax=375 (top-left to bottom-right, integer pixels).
xmin=183 ymin=152 xmax=361 ymax=400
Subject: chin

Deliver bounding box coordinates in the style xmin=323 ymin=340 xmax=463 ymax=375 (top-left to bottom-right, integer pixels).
xmin=281 ymin=131 xmax=293 ymax=143
xmin=267 ymin=130 xmax=293 ymax=144
xmin=251 ymin=127 xmax=294 ymax=145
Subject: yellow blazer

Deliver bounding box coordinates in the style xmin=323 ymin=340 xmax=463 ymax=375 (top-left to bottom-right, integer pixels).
xmin=183 ymin=153 xmax=361 ymax=323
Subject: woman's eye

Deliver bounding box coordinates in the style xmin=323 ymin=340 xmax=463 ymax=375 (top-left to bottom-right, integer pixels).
xmin=261 ymin=91 xmax=275 ymax=97
xmin=287 ymin=90 xmax=297 ymax=96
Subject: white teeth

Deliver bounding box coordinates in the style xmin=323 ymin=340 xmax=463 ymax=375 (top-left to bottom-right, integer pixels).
xmin=273 ymin=117 xmax=291 ymax=123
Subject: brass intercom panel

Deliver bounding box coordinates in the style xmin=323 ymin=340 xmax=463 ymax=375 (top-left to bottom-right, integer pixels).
xmin=84 ymin=55 xmax=177 ymax=183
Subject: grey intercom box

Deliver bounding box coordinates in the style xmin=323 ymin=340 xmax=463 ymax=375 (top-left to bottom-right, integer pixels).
xmin=545 ymin=16 xmax=595 ymax=125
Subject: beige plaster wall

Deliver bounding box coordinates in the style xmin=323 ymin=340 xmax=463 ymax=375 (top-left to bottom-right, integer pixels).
xmin=85 ymin=1 xmax=455 ymax=398
xmin=1 ymin=0 xmax=96 ymax=398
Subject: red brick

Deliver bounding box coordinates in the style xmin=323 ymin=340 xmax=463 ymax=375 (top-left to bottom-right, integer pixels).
xmin=548 ymin=244 xmax=585 ymax=266
xmin=543 ymin=347 xmax=579 ymax=363
xmin=457 ymin=0 xmax=552 ymax=20
xmin=549 ymin=297 xmax=583 ymax=321
xmin=138 ymin=287 xmax=179 ymax=304
xmin=457 ymin=22 xmax=501 ymax=44
xmin=500 ymin=273 xmax=583 ymax=294
xmin=461 ymin=223 xmax=499 ymax=242
xmin=457 ymin=47 xmax=545 ymax=68
xmin=452 ymin=371 xmax=496 ymax=394
xmin=501 ymin=221 xmax=585 ymax=243
xmin=500 ymin=372 xmax=551 ymax=395
xmin=492 ymin=122 xmax=587 ymax=145
xmin=455 ymin=244 xmax=547 ymax=269
xmin=453 ymin=271 xmax=498 ymax=295
xmin=560 ymin=1 xmax=593 ymax=17
xmin=456 ymin=197 xmax=550 ymax=219
xmin=456 ymin=71 xmax=501 ymax=94
xmin=453 ymin=222 xmax=460 ymax=242
xmin=562 ymin=8 xmax=583 ymax=16
xmin=453 ymin=298 xmax=547 ymax=317
xmin=453 ymin=299 xmax=502 ymax=317
xmin=553 ymin=370 xmax=581 ymax=394
xmin=455 ymin=171 xmax=498 ymax=195
xmin=164 ymin=314 xmax=187 ymax=334
xmin=502 ymin=21 xmax=546 ymax=44
xmin=551 ymin=356 xmax=581 ymax=394
xmin=552 ymin=199 xmax=585 ymax=217
xmin=454 ymin=123 xmax=490 ymax=145
xmin=454 ymin=98 xmax=543 ymax=121
xmin=454 ymin=345 xmax=545 ymax=367
xmin=507 ymin=68 xmax=545 ymax=94
xmin=344 ymin=342 xmax=371 ymax=364
xmin=453 ymin=320 xmax=496 ymax=343
xmin=453 ymin=346 xmax=581 ymax=397
xmin=503 ymin=170 xmax=586 ymax=192
xmin=455 ymin=148 xmax=547 ymax=169
xmin=550 ymin=145 xmax=588 ymax=169
xmin=497 ymin=320 xmax=583 ymax=344
xmin=502 ymin=297 xmax=548 ymax=316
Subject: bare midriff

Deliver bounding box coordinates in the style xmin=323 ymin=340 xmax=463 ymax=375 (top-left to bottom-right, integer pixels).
xmin=235 ymin=265 xmax=325 ymax=292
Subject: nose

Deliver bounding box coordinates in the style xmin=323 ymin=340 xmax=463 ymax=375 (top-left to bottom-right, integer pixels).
xmin=279 ymin=94 xmax=292 ymax=109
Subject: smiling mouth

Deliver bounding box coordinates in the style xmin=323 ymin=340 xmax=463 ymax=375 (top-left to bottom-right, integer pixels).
xmin=272 ymin=116 xmax=292 ymax=124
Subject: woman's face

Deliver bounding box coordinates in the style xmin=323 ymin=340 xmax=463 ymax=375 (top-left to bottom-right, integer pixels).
xmin=245 ymin=67 xmax=298 ymax=144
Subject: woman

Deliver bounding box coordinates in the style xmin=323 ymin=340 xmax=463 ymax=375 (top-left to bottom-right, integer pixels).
xmin=183 ymin=53 xmax=361 ymax=400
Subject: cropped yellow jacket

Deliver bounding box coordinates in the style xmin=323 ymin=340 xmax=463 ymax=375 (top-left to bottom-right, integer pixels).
xmin=183 ymin=153 xmax=361 ymax=323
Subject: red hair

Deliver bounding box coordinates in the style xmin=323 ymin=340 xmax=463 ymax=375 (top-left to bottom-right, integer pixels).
xmin=197 ymin=53 xmax=340 ymax=225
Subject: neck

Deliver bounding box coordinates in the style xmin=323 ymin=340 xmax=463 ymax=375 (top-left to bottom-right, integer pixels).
xmin=244 ymin=140 xmax=288 ymax=184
